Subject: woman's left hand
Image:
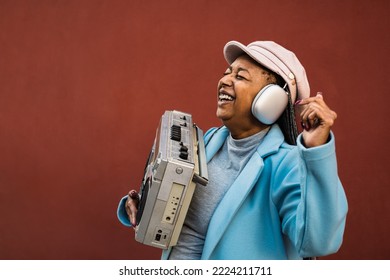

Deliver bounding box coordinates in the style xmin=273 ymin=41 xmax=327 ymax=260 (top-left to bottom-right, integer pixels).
xmin=296 ymin=93 xmax=337 ymax=148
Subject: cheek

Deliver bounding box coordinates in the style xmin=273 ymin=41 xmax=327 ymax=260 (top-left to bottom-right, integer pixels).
xmin=240 ymin=90 xmax=258 ymax=106
xmin=235 ymin=90 xmax=261 ymax=117
xmin=235 ymin=95 xmax=255 ymax=116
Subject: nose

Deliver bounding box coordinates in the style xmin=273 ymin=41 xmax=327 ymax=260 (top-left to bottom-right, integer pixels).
xmin=219 ymin=73 xmax=233 ymax=88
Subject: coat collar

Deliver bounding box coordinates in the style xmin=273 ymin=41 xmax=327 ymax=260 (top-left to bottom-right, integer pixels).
xmin=205 ymin=124 xmax=285 ymax=161
xmin=201 ymin=124 xmax=286 ymax=259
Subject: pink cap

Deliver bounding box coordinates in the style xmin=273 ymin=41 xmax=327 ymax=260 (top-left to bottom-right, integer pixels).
xmin=223 ymin=40 xmax=310 ymax=103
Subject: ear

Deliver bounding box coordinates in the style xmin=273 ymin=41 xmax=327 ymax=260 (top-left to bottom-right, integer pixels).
xmin=267 ymin=73 xmax=278 ymax=84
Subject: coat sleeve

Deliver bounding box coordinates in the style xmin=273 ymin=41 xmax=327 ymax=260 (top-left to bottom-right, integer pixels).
xmin=271 ymin=132 xmax=348 ymax=258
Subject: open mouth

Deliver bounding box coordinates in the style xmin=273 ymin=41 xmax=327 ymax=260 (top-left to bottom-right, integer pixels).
xmin=218 ymin=93 xmax=235 ymax=102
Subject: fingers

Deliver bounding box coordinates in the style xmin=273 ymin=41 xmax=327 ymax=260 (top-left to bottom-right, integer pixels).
xmin=296 ymin=92 xmax=324 ymax=107
xmin=126 ymin=190 xmax=139 ymax=227
xmin=300 ymin=100 xmax=323 ymax=130
xmin=295 ymin=92 xmax=336 ymax=131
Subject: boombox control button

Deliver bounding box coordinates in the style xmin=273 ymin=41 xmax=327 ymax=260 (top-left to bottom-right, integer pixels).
xmin=179 ymin=151 xmax=189 ymax=160
xmin=170 ymin=125 xmax=181 ymax=142
xmin=179 ymin=143 xmax=189 ymax=160
xmin=179 ymin=145 xmax=188 ymax=152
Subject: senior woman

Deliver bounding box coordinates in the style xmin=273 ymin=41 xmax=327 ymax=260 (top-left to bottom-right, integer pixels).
xmin=117 ymin=40 xmax=348 ymax=260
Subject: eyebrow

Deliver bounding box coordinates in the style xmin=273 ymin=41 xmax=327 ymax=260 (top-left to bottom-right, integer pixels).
xmin=227 ymin=66 xmax=250 ymax=74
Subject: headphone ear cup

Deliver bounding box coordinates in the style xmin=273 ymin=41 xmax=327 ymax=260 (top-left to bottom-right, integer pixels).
xmin=251 ymin=84 xmax=289 ymax=125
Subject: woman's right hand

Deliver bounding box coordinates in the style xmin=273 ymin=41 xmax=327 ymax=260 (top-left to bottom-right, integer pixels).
xmin=125 ymin=190 xmax=140 ymax=227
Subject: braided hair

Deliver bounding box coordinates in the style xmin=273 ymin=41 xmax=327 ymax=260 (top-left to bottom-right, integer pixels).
xmin=276 ymin=89 xmax=299 ymax=145
xmin=270 ymin=71 xmax=299 ymax=145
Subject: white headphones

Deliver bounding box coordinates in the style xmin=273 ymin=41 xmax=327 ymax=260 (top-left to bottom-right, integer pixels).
xmin=251 ymin=84 xmax=289 ymax=125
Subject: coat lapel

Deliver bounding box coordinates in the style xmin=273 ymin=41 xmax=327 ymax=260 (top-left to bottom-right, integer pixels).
xmin=201 ymin=152 xmax=264 ymax=259
xmin=205 ymin=126 xmax=229 ymax=162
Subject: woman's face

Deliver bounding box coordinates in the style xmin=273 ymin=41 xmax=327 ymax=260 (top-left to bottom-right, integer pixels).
xmin=216 ymin=54 xmax=272 ymax=138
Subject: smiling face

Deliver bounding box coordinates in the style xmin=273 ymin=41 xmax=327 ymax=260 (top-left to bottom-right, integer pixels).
xmin=216 ymin=54 xmax=276 ymax=139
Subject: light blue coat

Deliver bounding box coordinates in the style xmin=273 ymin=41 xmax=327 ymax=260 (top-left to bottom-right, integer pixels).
xmin=118 ymin=124 xmax=348 ymax=259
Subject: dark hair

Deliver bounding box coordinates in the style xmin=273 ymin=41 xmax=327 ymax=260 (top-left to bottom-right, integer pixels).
xmin=277 ymin=93 xmax=298 ymax=145
xmin=268 ymin=71 xmax=298 ymax=145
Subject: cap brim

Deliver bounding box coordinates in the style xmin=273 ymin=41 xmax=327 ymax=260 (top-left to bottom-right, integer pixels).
xmin=224 ymin=41 xmax=252 ymax=64
xmin=224 ymin=41 xmax=278 ymax=75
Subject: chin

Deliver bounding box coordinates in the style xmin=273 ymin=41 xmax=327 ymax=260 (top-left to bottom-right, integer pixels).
xmin=216 ymin=107 xmax=231 ymax=119
xmin=216 ymin=115 xmax=233 ymax=128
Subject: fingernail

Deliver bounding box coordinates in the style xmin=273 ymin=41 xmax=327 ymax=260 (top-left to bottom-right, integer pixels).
xmin=129 ymin=190 xmax=139 ymax=200
xmin=301 ymin=121 xmax=311 ymax=131
xmin=295 ymin=100 xmax=302 ymax=105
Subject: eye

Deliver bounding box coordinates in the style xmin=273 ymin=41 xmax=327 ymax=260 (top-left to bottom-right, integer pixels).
xmin=236 ymin=69 xmax=249 ymax=80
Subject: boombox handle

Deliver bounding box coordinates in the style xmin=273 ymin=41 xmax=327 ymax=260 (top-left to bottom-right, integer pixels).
xmin=192 ymin=124 xmax=208 ymax=186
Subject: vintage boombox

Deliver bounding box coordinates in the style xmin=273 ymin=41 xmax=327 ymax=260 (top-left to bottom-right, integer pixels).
xmin=135 ymin=110 xmax=208 ymax=249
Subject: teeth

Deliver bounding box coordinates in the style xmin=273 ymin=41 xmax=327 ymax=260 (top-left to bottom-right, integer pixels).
xmin=219 ymin=93 xmax=234 ymax=101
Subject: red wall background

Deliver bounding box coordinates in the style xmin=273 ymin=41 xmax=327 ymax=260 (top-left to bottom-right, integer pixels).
xmin=0 ymin=0 xmax=389 ymax=260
